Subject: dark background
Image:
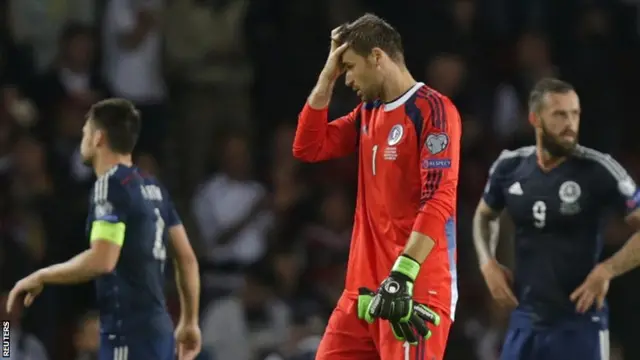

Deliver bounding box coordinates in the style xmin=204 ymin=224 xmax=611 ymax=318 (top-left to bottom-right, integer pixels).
xmin=1 ymin=0 xmax=640 ymax=359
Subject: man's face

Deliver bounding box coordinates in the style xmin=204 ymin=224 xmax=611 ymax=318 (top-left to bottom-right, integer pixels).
xmin=342 ymin=48 xmax=383 ymax=102
xmin=536 ymin=91 xmax=581 ymax=157
xmin=80 ymin=119 xmax=101 ymax=166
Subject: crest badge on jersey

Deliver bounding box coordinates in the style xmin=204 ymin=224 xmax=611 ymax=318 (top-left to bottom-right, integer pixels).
xmin=559 ymin=180 xmax=582 ymax=215
xmin=94 ymin=201 xmax=113 ymax=218
xmin=426 ymin=133 xmax=449 ymax=155
xmin=387 ymin=124 xmax=404 ymax=146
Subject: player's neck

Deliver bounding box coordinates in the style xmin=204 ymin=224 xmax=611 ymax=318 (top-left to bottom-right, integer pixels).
xmin=93 ymin=153 xmax=133 ymax=177
xmin=381 ymin=67 xmax=416 ymax=103
xmin=536 ymin=144 xmax=567 ymax=172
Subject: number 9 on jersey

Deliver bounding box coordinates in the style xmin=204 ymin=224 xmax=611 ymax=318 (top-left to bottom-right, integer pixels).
xmin=532 ymin=200 xmax=546 ymax=228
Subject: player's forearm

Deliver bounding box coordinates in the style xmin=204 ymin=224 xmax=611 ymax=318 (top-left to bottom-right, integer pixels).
xmin=293 ymin=102 xmax=332 ymax=162
xmin=402 ymin=231 xmax=436 ymax=263
xmin=408 ymin=200 xmax=453 ymax=263
xmin=308 ymin=75 xmax=336 ymax=109
xmin=473 ymin=212 xmax=500 ymax=267
xmin=37 ymin=250 xmax=109 ymax=285
xmin=174 ymin=258 xmax=200 ymax=323
xmin=601 ymin=231 xmax=640 ymax=278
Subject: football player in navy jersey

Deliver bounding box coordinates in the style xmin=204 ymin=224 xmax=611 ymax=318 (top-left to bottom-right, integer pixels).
xmin=6 ymin=99 xmax=202 ymax=360
xmin=473 ymin=78 xmax=640 ymax=360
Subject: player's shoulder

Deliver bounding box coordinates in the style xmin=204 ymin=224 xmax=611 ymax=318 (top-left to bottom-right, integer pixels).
xmin=489 ymin=146 xmax=536 ymax=176
xmin=572 ymin=145 xmax=630 ymax=181
xmin=412 ymin=84 xmax=455 ymax=110
xmin=93 ymin=166 xmax=124 ymax=202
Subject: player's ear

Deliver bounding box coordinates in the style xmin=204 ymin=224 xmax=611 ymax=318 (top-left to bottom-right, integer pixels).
xmin=94 ymin=129 xmax=107 ymax=147
xmin=371 ymin=48 xmax=384 ymax=67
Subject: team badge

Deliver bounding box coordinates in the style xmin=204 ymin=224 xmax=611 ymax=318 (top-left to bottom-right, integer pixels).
xmin=559 ymin=181 xmax=581 ymax=215
xmin=387 ymin=124 xmax=404 ymax=146
xmin=558 ymin=181 xmax=581 ymax=203
xmin=426 ymin=133 xmax=449 ymax=155
xmin=94 ymin=201 xmax=113 ymax=218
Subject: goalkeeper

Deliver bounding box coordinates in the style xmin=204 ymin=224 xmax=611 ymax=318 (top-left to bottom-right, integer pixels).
xmin=292 ymin=13 xmax=461 ymax=360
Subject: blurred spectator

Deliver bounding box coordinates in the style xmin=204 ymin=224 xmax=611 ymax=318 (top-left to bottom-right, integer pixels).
xmin=48 ymin=98 xmax=93 ymax=186
xmin=165 ymin=0 xmax=253 ymax=190
xmin=28 ymin=22 xmax=105 ymax=127
xmin=268 ymin=162 xmax=312 ymax=251
xmin=561 ymin=5 xmax=621 ymax=153
xmin=72 ymin=311 xmax=99 ymax=360
xmin=492 ymin=32 xmax=556 ymax=144
xmin=8 ymin=0 xmax=96 ymax=72
xmin=425 ymin=53 xmax=487 ymax=150
xmin=300 ymin=187 xmax=351 ymax=287
xmin=102 ymin=0 xmax=167 ymax=159
xmin=201 ymin=263 xmax=291 ymax=360
xmin=192 ymin=133 xmax=272 ymax=294
xmin=0 ymin=290 xmax=49 ymax=360
xmin=0 ymin=2 xmax=35 ymax=91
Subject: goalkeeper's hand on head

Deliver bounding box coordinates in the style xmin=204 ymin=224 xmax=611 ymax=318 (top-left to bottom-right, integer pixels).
xmin=356 ymin=255 xmax=441 ymax=344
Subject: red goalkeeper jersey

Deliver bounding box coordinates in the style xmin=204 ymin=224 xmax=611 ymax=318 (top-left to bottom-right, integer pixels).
xmin=293 ymin=83 xmax=460 ymax=319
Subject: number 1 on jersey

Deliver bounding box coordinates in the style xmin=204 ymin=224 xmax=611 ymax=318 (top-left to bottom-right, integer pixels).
xmin=372 ymin=145 xmax=378 ymax=175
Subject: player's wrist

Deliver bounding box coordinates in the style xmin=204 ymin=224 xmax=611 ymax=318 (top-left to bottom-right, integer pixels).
xmin=178 ymin=316 xmax=198 ymax=326
xmin=479 ymin=257 xmax=499 ymax=272
xmin=597 ymin=262 xmax=616 ymax=280
xmin=391 ymin=255 xmax=421 ymax=282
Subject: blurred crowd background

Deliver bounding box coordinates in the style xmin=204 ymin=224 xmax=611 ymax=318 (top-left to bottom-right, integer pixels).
xmin=2 ymin=0 xmax=640 ymax=359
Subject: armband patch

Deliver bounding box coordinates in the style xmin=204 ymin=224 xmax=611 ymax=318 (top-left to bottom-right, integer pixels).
xmin=90 ymin=220 xmax=126 ymax=246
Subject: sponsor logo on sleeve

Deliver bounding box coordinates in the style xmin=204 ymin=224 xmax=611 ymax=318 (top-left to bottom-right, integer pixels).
xmin=422 ymin=159 xmax=452 ymax=169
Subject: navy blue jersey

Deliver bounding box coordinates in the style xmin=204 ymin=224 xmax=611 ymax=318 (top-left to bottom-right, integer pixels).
xmin=87 ymin=164 xmax=181 ymax=336
xmin=483 ymin=145 xmax=640 ymax=323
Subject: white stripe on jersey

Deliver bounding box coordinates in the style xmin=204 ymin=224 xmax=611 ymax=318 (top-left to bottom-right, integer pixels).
xmin=113 ymin=346 xmax=129 ymax=360
xmin=574 ymin=146 xmax=628 ymax=181
xmin=488 ymin=146 xmax=535 ymax=175
xmin=599 ymin=330 xmax=610 ymax=360
xmin=574 ymin=145 xmax=637 ymax=198
xmin=94 ymin=166 xmax=119 ymax=203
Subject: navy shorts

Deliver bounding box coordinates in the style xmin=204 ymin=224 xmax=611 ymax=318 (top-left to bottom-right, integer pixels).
xmin=500 ymin=319 xmax=609 ymax=360
xmin=99 ymin=332 xmax=175 ymax=360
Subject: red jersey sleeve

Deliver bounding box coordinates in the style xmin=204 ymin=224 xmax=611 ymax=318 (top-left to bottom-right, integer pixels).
xmin=412 ymin=95 xmax=461 ymax=246
xmin=292 ymin=103 xmax=361 ymax=162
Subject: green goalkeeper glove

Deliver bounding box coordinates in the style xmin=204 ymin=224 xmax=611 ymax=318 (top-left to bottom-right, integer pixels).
xmin=357 ymin=288 xmax=440 ymax=344
xmin=356 ymin=255 xmax=441 ymax=344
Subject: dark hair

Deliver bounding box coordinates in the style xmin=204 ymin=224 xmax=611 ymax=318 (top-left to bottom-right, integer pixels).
xmin=336 ymin=13 xmax=404 ymax=62
xmin=528 ymin=78 xmax=575 ymax=113
xmin=88 ymin=98 xmax=141 ymax=154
